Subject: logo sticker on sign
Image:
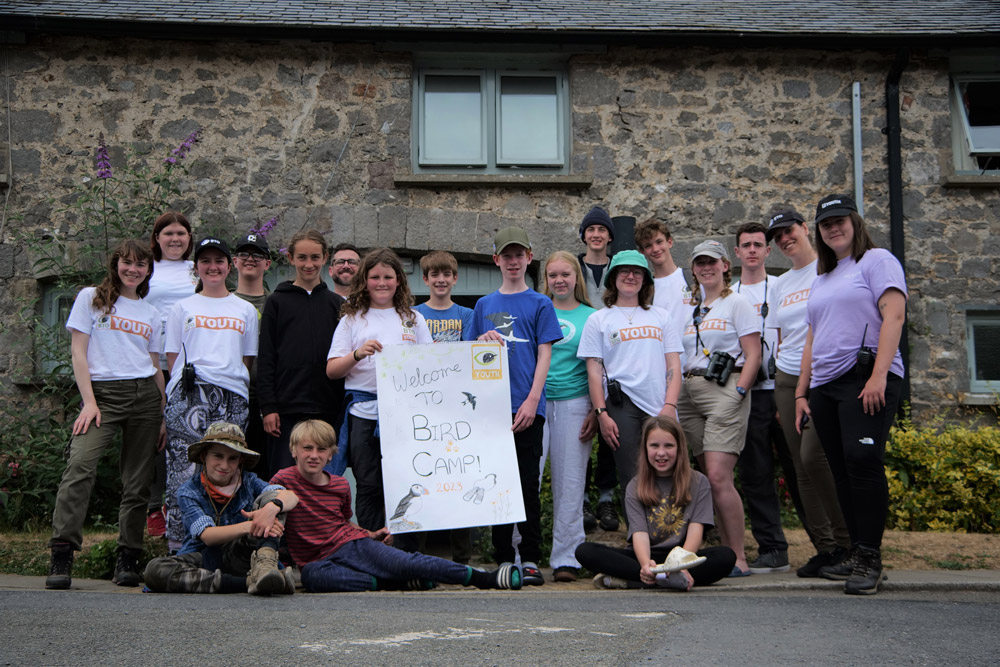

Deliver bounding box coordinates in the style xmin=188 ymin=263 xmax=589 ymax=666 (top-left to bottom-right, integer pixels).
xmin=471 ymin=343 xmax=503 ymax=380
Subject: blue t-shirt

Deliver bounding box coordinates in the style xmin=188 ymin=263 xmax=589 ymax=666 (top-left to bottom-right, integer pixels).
xmin=469 ymin=289 xmax=563 ymax=416
xmin=415 ymin=302 xmax=475 ymax=342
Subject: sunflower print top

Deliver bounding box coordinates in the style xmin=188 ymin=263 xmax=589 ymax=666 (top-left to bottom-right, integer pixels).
xmin=624 ymin=471 xmax=715 ymax=550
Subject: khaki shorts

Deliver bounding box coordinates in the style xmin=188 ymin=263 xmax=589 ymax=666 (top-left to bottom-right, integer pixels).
xmin=677 ymin=372 xmax=751 ymax=457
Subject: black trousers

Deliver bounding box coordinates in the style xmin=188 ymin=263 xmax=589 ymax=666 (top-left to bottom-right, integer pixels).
xmin=576 ymin=542 xmax=735 ymax=587
xmin=492 ymin=416 xmax=545 ymax=564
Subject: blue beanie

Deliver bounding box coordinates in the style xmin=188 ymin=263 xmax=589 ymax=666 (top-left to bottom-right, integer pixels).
xmin=579 ymin=206 xmax=615 ymax=242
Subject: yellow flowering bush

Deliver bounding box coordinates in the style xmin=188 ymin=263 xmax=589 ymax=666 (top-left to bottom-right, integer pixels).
xmin=885 ymin=419 xmax=1000 ymax=533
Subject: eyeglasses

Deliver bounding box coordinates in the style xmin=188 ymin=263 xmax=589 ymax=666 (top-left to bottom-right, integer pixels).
xmin=333 ymin=258 xmax=360 ymax=267
xmin=617 ymin=268 xmax=645 ymax=278
xmin=235 ymin=251 xmax=268 ymax=261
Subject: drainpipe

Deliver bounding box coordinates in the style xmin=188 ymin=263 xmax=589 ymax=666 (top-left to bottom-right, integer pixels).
xmin=884 ymin=49 xmax=910 ymax=409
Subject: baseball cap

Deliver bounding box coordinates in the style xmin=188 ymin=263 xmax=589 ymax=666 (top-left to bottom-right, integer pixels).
xmin=494 ymin=227 xmax=532 ymax=254
xmin=765 ymin=209 xmax=805 ymax=242
xmin=234 ymin=232 xmax=270 ymax=255
xmin=691 ymin=239 xmax=730 ymax=263
xmin=194 ymin=236 xmax=232 ymax=261
xmin=815 ymin=194 xmax=858 ymax=223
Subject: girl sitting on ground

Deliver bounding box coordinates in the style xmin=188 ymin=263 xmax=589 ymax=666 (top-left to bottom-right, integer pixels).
xmin=576 ymin=416 xmax=735 ymax=589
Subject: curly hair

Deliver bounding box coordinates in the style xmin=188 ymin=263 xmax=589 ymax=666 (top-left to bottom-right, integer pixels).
xmin=341 ymin=247 xmax=416 ymax=321
xmin=634 ymin=415 xmax=693 ymax=509
xmin=92 ymin=239 xmax=154 ymax=315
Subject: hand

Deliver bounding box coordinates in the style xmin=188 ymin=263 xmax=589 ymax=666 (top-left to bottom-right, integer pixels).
xmin=858 ymin=375 xmax=887 ymax=416
xmin=658 ymin=404 xmax=679 ymax=422
xmin=242 ymin=504 xmax=281 ymax=538
xmin=512 ymin=396 xmax=539 ymax=433
xmin=598 ymin=411 xmax=620 ymax=449
xmin=476 ymin=330 xmax=505 ymax=345
xmin=355 ymin=339 xmax=383 ymax=360
xmin=157 ymin=421 xmax=167 ymax=452
xmin=263 ymin=412 xmax=281 ymax=438
xmin=369 ymin=527 xmax=392 ymax=545
xmin=679 ymin=569 xmax=694 ymax=591
xmin=73 ymin=403 xmax=102 ymax=436
xmin=579 ymin=411 xmax=597 ymax=441
xmin=639 ymin=560 xmax=657 ymax=585
xmin=794 ymin=397 xmax=811 ymax=435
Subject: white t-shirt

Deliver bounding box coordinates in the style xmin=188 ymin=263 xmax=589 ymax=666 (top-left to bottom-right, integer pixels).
xmin=732 ymin=278 xmax=777 ymax=390
xmin=328 ymin=308 xmax=433 ymax=419
xmin=576 ymin=305 xmax=683 ymax=417
xmin=164 ymin=293 xmax=259 ymax=399
xmin=681 ymin=292 xmax=759 ymax=373
xmin=65 ymin=287 xmax=160 ymax=381
xmin=771 ymin=260 xmax=818 ymax=376
xmin=652 ymin=267 xmax=693 ymax=343
xmin=146 ymin=259 xmax=197 ymax=358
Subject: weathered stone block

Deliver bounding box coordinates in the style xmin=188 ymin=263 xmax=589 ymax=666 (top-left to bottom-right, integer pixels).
xmin=11 ymin=110 xmax=58 ymax=143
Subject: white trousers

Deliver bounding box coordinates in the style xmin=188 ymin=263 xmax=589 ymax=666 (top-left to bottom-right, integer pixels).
xmin=539 ymin=395 xmax=593 ymax=569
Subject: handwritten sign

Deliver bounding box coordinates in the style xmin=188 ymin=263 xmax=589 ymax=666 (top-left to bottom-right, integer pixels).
xmin=376 ymin=342 xmax=526 ymax=534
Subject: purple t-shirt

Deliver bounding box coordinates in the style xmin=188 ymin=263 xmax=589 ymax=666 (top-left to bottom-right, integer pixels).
xmin=806 ymin=248 xmax=907 ymax=386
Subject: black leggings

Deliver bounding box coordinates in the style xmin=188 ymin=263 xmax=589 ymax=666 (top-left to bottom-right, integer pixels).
xmin=808 ymin=366 xmax=902 ymax=550
xmin=576 ymin=542 xmax=735 ymax=587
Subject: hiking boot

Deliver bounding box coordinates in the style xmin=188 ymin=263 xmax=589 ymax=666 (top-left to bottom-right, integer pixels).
xmin=582 ymin=501 xmax=598 ymax=533
xmin=45 ymin=547 xmax=74 ymax=590
xmin=247 ymin=547 xmax=286 ymax=596
xmin=596 ymin=501 xmax=620 ymax=532
xmin=282 ymin=566 xmax=296 ymax=595
xmin=112 ymin=547 xmax=142 ymax=587
xmin=748 ymin=550 xmax=790 ymax=574
xmin=797 ymin=547 xmax=846 ymax=578
xmin=844 ymin=546 xmax=886 ymax=596
xmin=819 ymin=546 xmax=858 ymax=581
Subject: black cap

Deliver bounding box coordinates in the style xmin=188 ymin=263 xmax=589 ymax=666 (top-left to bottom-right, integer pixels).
xmin=815 ymin=194 xmax=858 ymax=223
xmin=234 ymin=232 xmax=270 ymax=255
xmin=194 ymin=236 xmax=232 ymax=261
xmin=765 ymin=209 xmax=805 ymax=242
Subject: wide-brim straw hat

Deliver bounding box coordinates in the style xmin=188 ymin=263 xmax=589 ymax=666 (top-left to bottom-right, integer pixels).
xmin=186 ymin=421 xmax=260 ymax=467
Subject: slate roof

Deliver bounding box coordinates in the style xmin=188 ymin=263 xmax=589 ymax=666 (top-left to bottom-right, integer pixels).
xmin=4 ymin=0 xmax=1000 ymax=36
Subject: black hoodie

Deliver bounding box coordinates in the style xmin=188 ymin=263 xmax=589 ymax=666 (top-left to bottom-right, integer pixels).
xmin=257 ymin=280 xmax=344 ymax=419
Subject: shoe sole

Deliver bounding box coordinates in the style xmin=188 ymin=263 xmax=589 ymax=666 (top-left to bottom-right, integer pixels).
xmin=112 ymin=574 xmax=141 ymax=587
xmin=45 ymin=578 xmax=71 ymax=590
xmin=250 ymin=570 xmax=287 ymax=596
xmin=748 ymin=565 xmax=791 ymax=574
xmin=844 ymin=574 xmax=887 ymax=596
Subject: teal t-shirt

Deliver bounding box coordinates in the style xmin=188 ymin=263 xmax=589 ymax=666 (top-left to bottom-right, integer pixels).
xmin=545 ymin=303 xmax=596 ymax=401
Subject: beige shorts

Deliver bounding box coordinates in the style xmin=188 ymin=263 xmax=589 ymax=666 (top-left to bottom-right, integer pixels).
xmin=677 ymin=372 xmax=751 ymax=457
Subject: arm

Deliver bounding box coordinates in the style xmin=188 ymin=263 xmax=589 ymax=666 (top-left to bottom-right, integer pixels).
xmin=512 ymin=342 xmax=551 ymax=432
xmin=150 ymin=353 xmax=167 ymax=451
xmin=239 ymin=489 xmax=300 ymax=538
xmin=659 ymin=352 xmax=681 ymax=418
xmin=633 ymin=531 xmax=657 ymax=585
xmin=586 ymin=357 xmax=619 ymax=449
xmin=166 ymin=352 xmax=179 ymax=374
xmin=70 ymin=330 xmax=100 ymax=436
xmin=243 ymin=356 xmax=254 ymax=373
xmin=737 ymin=332 xmax=761 ymax=395
xmin=257 ymin=299 xmax=279 ymax=433
xmin=326 ymin=339 xmax=382 ymax=379
xmin=859 ymin=288 xmax=906 ymax=415
xmin=794 ymin=326 xmax=814 ymax=434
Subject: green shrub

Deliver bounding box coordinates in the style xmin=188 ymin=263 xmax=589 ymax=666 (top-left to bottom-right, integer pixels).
xmin=885 ymin=417 xmax=1000 ymax=533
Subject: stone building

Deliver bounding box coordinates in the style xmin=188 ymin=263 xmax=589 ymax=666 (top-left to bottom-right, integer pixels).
xmin=0 ymin=1 xmax=998 ymax=418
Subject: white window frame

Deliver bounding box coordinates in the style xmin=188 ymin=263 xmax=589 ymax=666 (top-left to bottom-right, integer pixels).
xmin=949 ymin=51 xmax=1000 ymax=176
xmin=966 ymin=311 xmax=1000 ymax=394
xmin=413 ymin=64 xmax=570 ymax=174
xmin=39 ymin=285 xmax=76 ymax=376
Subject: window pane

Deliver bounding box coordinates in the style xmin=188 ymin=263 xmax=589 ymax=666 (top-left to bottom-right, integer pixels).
xmin=422 ymin=75 xmax=484 ymax=164
xmin=498 ymin=76 xmax=560 ymax=164
xmin=959 ymin=80 xmax=1000 ymax=153
xmin=973 ymin=322 xmax=1000 ymax=381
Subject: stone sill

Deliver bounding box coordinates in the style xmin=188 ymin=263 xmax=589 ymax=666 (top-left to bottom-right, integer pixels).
xmin=944 ymin=173 xmax=1000 ymax=188
xmin=959 ymin=392 xmax=999 ymax=406
xmin=394 ymin=173 xmax=593 ymax=188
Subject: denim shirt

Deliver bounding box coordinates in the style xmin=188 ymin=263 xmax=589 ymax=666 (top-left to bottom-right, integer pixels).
xmin=176 ymin=470 xmax=284 ymax=560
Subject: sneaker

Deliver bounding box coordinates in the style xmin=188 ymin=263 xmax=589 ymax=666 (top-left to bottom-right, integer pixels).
xmin=797 ymin=548 xmax=844 ymax=578
xmin=552 ymin=566 xmax=578 ymax=582
xmin=844 ymin=547 xmax=886 ymax=595
xmin=112 ymin=547 xmax=142 ymax=587
xmin=592 ymin=573 xmax=629 ymax=589
xmin=819 ymin=546 xmax=858 ymax=581
xmin=146 ymin=508 xmax=166 ymax=538
xmin=493 ymin=563 xmax=522 ymax=590
xmin=748 ymin=550 xmax=790 ymax=574
xmin=521 ymin=562 xmax=544 ymax=586
xmin=596 ymin=501 xmax=620 ymax=532
xmin=582 ymin=502 xmax=598 ymax=533
xmin=652 ymin=546 xmax=707 ymax=574
xmin=45 ymin=547 xmax=74 ymax=590
xmin=247 ymin=547 xmax=287 ymax=596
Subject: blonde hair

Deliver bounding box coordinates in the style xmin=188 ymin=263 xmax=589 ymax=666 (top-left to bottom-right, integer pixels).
xmin=541 ymin=250 xmax=592 ymax=307
xmin=289 ymin=419 xmax=338 ymax=455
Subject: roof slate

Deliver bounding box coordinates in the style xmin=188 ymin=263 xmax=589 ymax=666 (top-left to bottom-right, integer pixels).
xmin=4 ymin=0 xmax=1000 ymax=35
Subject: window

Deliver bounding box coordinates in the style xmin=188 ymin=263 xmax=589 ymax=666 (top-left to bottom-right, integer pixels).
xmin=966 ymin=312 xmax=1000 ymax=393
xmin=414 ymin=66 xmax=569 ymax=174
xmin=951 ymin=75 xmax=1000 ymax=173
xmin=38 ymin=285 xmax=76 ymax=376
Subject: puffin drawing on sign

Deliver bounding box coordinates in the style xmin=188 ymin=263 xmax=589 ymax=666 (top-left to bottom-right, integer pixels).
xmin=388 ymin=483 xmax=429 ymax=531
xmin=463 ymin=473 xmax=496 ymax=505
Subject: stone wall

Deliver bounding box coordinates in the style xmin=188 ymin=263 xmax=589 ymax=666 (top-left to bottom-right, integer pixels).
xmin=1 ymin=34 xmax=997 ymax=416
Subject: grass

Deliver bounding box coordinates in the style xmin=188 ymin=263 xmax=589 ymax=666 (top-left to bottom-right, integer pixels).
xmin=0 ymin=531 xmax=168 ymax=578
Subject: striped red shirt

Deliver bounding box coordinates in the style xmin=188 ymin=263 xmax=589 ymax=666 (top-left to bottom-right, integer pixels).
xmin=270 ymin=467 xmax=370 ymax=565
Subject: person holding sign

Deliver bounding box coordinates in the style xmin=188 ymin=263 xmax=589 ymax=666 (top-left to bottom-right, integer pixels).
xmin=326 ymin=248 xmax=432 ymax=534
xmin=577 ymin=250 xmax=683 ymax=517
xmin=468 ymin=227 xmax=563 ymax=587
xmin=539 ymin=251 xmax=597 ymax=583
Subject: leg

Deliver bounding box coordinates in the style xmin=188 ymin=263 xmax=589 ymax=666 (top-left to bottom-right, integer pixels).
xmin=347 ymin=415 xmax=385 ymax=531
xmin=689 ymin=546 xmax=738 ymax=586
xmin=144 ymin=552 xmax=221 ymax=593
xmin=163 ymin=384 xmax=205 ymax=548
xmin=575 ymin=542 xmax=642 ymax=582
xmin=808 ymin=379 xmax=857 ymax=546
xmin=512 ymin=417 xmax=544 ymax=566
xmin=738 ymin=389 xmax=788 ymax=562
xmin=604 ymin=394 xmax=647 ymax=495
xmin=700 ymin=451 xmax=748 ymax=571
xmin=548 ymin=396 xmax=592 ymax=570
xmin=116 ymin=377 xmax=162 ymax=551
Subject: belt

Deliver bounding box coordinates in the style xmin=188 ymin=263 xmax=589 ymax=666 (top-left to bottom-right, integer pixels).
xmin=686 ymin=367 xmax=743 ymax=379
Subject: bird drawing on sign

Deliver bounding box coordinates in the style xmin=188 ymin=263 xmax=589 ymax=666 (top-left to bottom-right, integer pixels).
xmin=461 ymin=392 xmax=477 ymax=410
xmin=462 ymin=473 xmax=496 ymax=505
xmin=389 ymin=483 xmax=429 ymax=531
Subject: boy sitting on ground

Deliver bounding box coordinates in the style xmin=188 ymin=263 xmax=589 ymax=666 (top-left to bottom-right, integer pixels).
xmin=270 ymin=419 xmax=521 ymax=592
xmin=144 ymin=422 xmax=298 ymax=595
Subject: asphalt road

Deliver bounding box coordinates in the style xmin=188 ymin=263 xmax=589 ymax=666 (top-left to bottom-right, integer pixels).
xmin=2 ymin=587 xmax=999 ymax=666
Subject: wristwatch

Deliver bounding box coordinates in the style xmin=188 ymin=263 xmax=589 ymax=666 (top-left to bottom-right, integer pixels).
xmin=594 ymin=407 xmax=608 ymax=417
xmin=269 ymin=498 xmax=284 ymax=512
xmin=736 ymin=386 xmax=747 ymax=399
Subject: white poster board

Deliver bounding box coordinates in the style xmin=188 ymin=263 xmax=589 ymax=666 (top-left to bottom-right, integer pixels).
xmin=376 ymin=341 xmax=526 ymax=534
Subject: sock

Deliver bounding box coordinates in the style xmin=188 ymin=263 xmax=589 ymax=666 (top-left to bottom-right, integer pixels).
xmin=258 ymin=536 xmax=280 ymax=552
xmin=467 ymin=567 xmax=494 ymax=589
xmin=219 ymin=574 xmax=247 ymax=594
xmin=597 ymin=489 xmax=614 ymax=504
